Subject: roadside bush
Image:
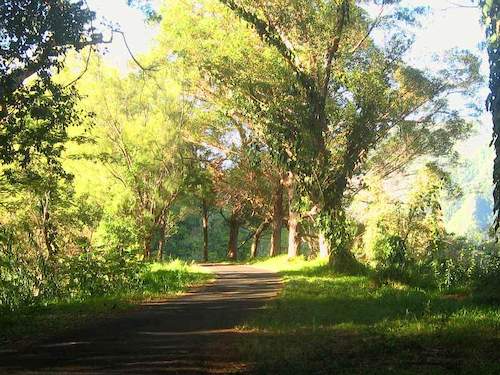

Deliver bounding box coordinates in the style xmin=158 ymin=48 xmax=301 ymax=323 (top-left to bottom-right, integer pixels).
xmin=54 ymin=250 xmax=145 ymax=301
xmin=472 ymin=249 xmax=500 ymax=300
xmin=371 ymin=234 xmax=500 ymax=295
xmin=141 ymin=260 xmax=206 ymax=294
xmin=375 ymin=235 xmax=407 ymax=269
xmin=430 ymin=251 xmax=476 ymax=290
xmin=0 ymin=238 xmax=211 ymax=313
xmin=373 ymin=234 xmax=412 ymax=284
xmin=0 ymin=246 xmax=145 ymax=311
xmin=0 ymin=248 xmax=44 ymax=309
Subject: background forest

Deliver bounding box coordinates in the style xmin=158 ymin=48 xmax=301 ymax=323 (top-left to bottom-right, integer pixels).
xmin=1 ymin=0 xmax=500 ymax=316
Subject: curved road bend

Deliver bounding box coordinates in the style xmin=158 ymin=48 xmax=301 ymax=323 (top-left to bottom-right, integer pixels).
xmin=0 ymin=264 xmax=282 ymax=374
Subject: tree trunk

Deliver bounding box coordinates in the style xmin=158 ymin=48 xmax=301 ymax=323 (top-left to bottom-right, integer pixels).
xmin=286 ymin=178 xmax=300 ymax=258
xmin=251 ymin=221 xmax=268 ymax=258
xmin=318 ymin=232 xmax=329 ymax=259
xmin=156 ymin=217 xmax=166 ymax=262
xmin=157 ymin=235 xmax=164 ymax=262
xmin=288 ymin=210 xmax=300 ymax=258
xmin=144 ymin=235 xmax=152 ymax=260
xmin=202 ymin=200 xmax=209 ymax=262
xmin=323 ymin=209 xmax=358 ymax=273
xmin=40 ymin=192 xmax=57 ymax=259
xmin=227 ymin=214 xmax=240 ymax=261
xmin=269 ymin=182 xmax=284 ymax=256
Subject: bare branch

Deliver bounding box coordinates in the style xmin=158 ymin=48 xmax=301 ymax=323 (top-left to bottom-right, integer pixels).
xmin=350 ymin=4 xmax=385 ymax=54
xmin=112 ymin=29 xmax=154 ymax=73
xmin=64 ymin=46 xmax=94 ymax=88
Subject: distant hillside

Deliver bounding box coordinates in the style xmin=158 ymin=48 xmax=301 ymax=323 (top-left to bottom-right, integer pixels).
xmin=445 ymin=133 xmax=494 ymax=239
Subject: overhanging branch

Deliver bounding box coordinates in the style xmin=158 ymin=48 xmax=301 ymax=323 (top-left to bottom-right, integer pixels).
xmin=219 ymin=0 xmax=316 ymax=94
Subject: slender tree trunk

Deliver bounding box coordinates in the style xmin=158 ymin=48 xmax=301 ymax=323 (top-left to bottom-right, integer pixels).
xmin=40 ymin=192 xmax=57 ymax=259
xmin=318 ymin=232 xmax=329 ymax=259
xmin=286 ymin=177 xmax=300 ymax=258
xmin=227 ymin=214 xmax=240 ymax=261
xmin=144 ymin=235 xmax=152 ymax=260
xmin=156 ymin=218 xmax=166 ymax=262
xmin=251 ymin=221 xmax=269 ymax=258
xmin=157 ymin=235 xmax=164 ymax=262
xmin=269 ymin=182 xmax=284 ymax=257
xmin=288 ymin=210 xmax=300 ymax=258
xmin=202 ymin=200 xmax=209 ymax=262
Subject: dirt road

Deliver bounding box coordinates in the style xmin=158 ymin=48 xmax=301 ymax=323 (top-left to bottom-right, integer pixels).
xmin=0 ymin=264 xmax=282 ymax=374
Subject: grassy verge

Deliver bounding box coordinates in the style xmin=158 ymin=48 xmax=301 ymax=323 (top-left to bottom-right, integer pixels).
xmin=240 ymin=256 xmax=500 ymax=374
xmin=0 ymin=260 xmax=213 ymax=346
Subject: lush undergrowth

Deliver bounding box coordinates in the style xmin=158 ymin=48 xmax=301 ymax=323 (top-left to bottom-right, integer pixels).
xmin=0 ymin=260 xmax=212 ymax=344
xmin=241 ymin=256 xmax=500 ymax=374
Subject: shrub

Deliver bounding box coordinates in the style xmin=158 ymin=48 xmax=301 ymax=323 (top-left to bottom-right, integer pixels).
xmin=0 ymin=249 xmax=45 ymax=309
xmin=373 ymin=234 xmax=410 ymax=283
xmin=0 ymin=247 xmax=145 ymax=311
xmin=371 ymin=236 xmax=500 ymax=295
xmin=472 ymin=250 xmax=500 ymax=300
xmin=53 ymin=250 xmax=145 ymax=301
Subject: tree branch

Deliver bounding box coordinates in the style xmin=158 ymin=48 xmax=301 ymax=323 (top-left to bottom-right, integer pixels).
xmin=350 ymin=4 xmax=385 ymax=54
xmin=219 ymin=0 xmax=316 ymax=93
xmin=322 ymin=0 xmax=350 ymax=109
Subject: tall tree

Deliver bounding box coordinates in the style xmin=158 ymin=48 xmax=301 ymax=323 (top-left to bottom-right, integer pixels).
xmin=74 ymin=61 xmax=190 ymax=259
xmin=481 ymin=0 xmax=500 ymax=228
xmin=0 ymin=0 xmax=97 ymax=170
xmin=215 ymin=0 xmax=480 ymax=270
xmin=149 ymin=0 xmax=479 ymax=267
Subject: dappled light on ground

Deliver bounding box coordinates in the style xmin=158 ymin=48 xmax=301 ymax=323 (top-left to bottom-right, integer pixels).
xmin=238 ymin=258 xmax=500 ymax=374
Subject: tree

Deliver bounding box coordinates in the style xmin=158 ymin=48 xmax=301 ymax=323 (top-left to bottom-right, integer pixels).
xmin=186 ymin=147 xmax=217 ymax=262
xmin=74 ymin=61 xmax=191 ymax=259
xmin=148 ymin=0 xmax=480 ymax=268
xmin=132 ymin=0 xmax=479 ymax=265
xmin=211 ymin=146 xmax=275 ymax=261
xmin=0 ymin=0 xmax=97 ymax=170
xmin=481 ymin=0 xmax=500 ymax=229
xmin=214 ymin=0 xmax=481 ymax=270
xmin=0 ymin=161 xmax=92 ymax=260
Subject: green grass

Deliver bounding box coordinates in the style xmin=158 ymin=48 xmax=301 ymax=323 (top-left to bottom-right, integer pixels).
xmin=140 ymin=260 xmax=213 ymax=299
xmin=0 ymin=260 xmax=213 ymax=346
xmin=240 ymin=256 xmax=500 ymax=374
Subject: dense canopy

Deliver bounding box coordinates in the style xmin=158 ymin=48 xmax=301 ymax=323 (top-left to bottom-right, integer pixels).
xmin=1 ymin=2 xmax=499 ymax=372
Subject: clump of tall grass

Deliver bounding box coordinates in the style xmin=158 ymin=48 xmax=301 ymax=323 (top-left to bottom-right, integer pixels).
xmin=0 ymin=249 xmax=210 ymax=312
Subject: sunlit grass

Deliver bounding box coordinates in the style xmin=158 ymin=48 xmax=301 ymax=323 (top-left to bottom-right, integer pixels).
xmin=248 ymin=254 xmax=329 ymax=273
xmin=139 ymin=259 xmax=212 ymax=299
xmin=241 ymin=255 xmax=500 ymax=374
